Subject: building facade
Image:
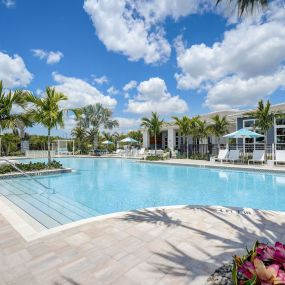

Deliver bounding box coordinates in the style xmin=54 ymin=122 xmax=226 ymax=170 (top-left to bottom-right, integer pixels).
xmin=142 ymin=103 xmax=285 ymax=152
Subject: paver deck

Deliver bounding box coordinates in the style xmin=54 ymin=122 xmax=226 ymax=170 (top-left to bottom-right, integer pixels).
xmin=1 ymin=205 xmax=285 ymax=285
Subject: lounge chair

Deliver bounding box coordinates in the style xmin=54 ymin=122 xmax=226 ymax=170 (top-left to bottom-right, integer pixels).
xmin=275 ymin=150 xmax=285 ymax=165
xmin=248 ymin=150 xmax=265 ymax=165
xmin=215 ymin=149 xmax=229 ymax=163
xmin=225 ymin=150 xmax=241 ymax=164
xmin=138 ymin=148 xmax=146 ymax=156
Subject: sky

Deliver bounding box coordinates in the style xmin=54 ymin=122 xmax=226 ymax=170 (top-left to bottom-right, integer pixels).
xmin=1 ymin=0 xmax=285 ymax=137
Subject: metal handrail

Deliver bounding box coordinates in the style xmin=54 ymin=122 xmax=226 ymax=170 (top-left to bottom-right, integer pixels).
xmin=0 ymin=157 xmax=55 ymax=194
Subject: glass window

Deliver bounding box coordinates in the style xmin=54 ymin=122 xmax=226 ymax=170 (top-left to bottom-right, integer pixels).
xmin=277 ymin=128 xmax=285 ymax=136
xmin=277 ymin=136 xmax=285 ymax=143
xmin=276 ymin=117 xmax=285 ymax=126
xmin=244 ymin=120 xmax=255 ymax=128
xmin=245 ymin=138 xmax=254 ymax=144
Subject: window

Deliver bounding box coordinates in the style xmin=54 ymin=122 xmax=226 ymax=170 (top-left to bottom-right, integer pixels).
xmin=244 ymin=120 xmax=255 ymax=128
xmin=164 ymin=136 xmax=168 ymax=148
xmin=276 ymin=127 xmax=285 ymax=144
xmin=276 ymin=116 xmax=285 ymax=126
xmin=243 ymin=119 xmax=264 ymax=144
xmin=175 ymin=132 xmax=179 ymax=148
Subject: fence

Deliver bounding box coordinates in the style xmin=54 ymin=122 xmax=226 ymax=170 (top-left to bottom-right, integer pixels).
xmin=177 ymin=143 xmax=285 ymax=160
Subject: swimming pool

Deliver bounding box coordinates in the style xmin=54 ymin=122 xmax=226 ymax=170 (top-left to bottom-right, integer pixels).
xmin=1 ymin=157 xmax=285 ymax=228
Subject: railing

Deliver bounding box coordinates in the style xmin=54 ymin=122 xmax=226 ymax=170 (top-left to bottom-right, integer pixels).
xmin=0 ymin=157 xmax=55 ymax=194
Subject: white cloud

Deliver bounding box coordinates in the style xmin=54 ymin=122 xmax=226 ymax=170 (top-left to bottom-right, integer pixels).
xmin=107 ymin=86 xmax=119 ymax=95
xmin=175 ymin=4 xmax=285 ymax=110
xmin=123 ymin=80 xmax=137 ymax=92
xmin=31 ymin=49 xmax=64 ymax=64
xmin=114 ymin=117 xmax=140 ymax=132
xmin=0 ymin=52 xmax=33 ymax=88
xmin=83 ymin=0 xmax=217 ymax=64
xmin=205 ymin=70 xmax=285 ymax=111
xmin=92 ymin=75 xmax=108 ymax=85
xmin=2 ymin=0 xmax=15 ymax=8
xmin=126 ymin=77 xmax=188 ymax=115
xmin=52 ymin=72 xmax=117 ymax=109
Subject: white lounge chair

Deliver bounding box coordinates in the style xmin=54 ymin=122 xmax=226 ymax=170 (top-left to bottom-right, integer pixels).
xmin=275 ymin=150 xmax=285 ymax=165
xmin=248 ymin=150 xmax=265 ymax=165
xmin=138 ymin=148 xmax=146 ymax=156
xmin=215 ymin=149 xmax=229 ymax=163
xmin=225 ymin=150 xmax=241 ymax=164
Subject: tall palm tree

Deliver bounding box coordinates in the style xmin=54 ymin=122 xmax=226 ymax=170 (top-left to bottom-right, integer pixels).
xmin=216 ymin=0 xmax=268 ymax=15
xmin=71 ymin=125 xmax=87 ymax=154
xmin=141 ymin=112 xmax=163 ymax=155
xmin=246 ymin=100 xmax=280 ymax=161
xmin=27 ymin=87 xmax=77 ymax=164
xmin=172 ymin=116 xmax=191 ymax=159
xmin=0 ymin=80 xmax=28 ymax=131
xmin=209 ymin=115 xmax=229 ymax=149
xmin=80 ymin=103 xmax=119 ymax=150
xmin=190 ymin=116 xmax=209 ymax=145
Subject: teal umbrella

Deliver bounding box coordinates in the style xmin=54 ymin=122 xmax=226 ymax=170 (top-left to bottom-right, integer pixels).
xmin=223 ymin=128 xmax=264 ymax=139
xmin=119 ymin=137 xmax=138 ymax=143
xmin=102 ymin=140 xmax=114 ymax=145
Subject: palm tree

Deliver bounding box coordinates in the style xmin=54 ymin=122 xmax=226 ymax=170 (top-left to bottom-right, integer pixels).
xmin=141 ymin=112 xmax=163 ymax=155
xmin=216 ymin=0 xmax=268 ymax=15
xmin=209 ymin=115 xmax=229 ymax=149
xmin=246 ymin=100 xmax=280 ymax=161
xmin=0 ymin=81 xmax=28 ymax=131
xmin=27 ymin=87 xmax=77 ymax=165
xmin=172 ymin=116 xmax=191 ymax=159
xmin=71 ymin=125 xmax=87 ymax=154
xmin=80 ymin=103 xmax=119 ymax=150
xmin=190 ymin=116 xmax=209 ymax=144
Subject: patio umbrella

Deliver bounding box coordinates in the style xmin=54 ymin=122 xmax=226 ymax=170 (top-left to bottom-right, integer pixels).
xmin=119 ymin=137 xmax=138 ymax=143
xmin=102 ymin=140 xmax=114 ymax=145
xmin=223 ymin=128 xmax=264 ymax=154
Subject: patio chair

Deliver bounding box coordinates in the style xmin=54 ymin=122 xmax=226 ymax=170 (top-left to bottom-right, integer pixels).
xmin=215 ymin=149 xmax=229 ymax=163
xmin=138 ymin=148 xmax=146 ymax=156
xmin=248 ymin=150 xmax=265 ymax=165
xmin=275 ymin=150 xmax=285 ymax=165
xmin=225 ymin=150 xmax=241 ymax=164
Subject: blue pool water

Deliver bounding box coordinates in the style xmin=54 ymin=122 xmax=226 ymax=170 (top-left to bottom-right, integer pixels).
xmin=1 ymin=157 xmax=285 ymax=227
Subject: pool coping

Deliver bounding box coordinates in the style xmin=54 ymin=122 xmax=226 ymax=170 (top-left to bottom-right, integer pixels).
xmin=138 ymin=159 xmax=285 ymax=174
xmin=1 ymin=193 xmax=285 ymax=243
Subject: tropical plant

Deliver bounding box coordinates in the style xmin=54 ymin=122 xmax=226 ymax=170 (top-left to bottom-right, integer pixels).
xmin=0 ymin=81 xmax=28 ymax=132
xmin=27 ymin=87 xmax=77 ymax=165
xmin=233 ymin=241 xmax=285 ymax=285
xmin=172 ymin=116 xmax=191 ymax=159
xmin=246 ymin=100 xmax=280 ymax=161
xmin=128 ymin=130 xmax=143 ymax=144
xmin=216 ymin=0 xmax=268 ymax=16
xmin=71 ymin=125 xmax=87 ymax=154
xmin=190 ymin=116 xmax=210 ymax=144
xmin=141 ymin=112 xmax=163 ymax=155
xmin=80 ymin=103 xmax=119 ymax=150
xmin=209 ymin=115 xmax=229 ymax=149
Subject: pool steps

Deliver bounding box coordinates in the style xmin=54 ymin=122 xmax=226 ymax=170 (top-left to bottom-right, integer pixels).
xmin=0 ymin=178 xmax=100 ymax=228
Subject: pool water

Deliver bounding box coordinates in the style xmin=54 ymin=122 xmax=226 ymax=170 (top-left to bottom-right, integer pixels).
xmin=1 ymin=157 xmax=285 ymax=228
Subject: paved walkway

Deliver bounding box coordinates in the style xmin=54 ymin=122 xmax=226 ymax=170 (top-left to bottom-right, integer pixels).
xmin=1 ymin=205 xmax=285 ymax=285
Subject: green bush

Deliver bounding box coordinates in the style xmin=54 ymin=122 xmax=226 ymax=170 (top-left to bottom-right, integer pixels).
xmin=145 ymin=155 xmax=164 ymax=161
xmin=0 ymin=160 xmax=62 ymax=174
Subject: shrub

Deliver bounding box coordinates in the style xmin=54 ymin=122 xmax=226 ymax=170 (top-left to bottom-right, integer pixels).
xmin=145 ymin=155 xmax=164 ymax=161
xmin=0 ymin=160 xmax=62 ymax=174
xmin=233 ymin=241 xmax=285 ymax=285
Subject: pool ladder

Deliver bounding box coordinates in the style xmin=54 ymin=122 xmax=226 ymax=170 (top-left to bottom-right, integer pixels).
xmin=0 ymin=157 xmax=55 ymax=194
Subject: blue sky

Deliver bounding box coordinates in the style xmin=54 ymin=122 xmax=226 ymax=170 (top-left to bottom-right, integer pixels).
xmin=1 ymin=0 xmax=285 ymax=136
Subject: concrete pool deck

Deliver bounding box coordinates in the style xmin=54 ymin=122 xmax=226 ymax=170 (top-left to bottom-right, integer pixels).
xmin=1 ymin=205 xmax=285 ymax=285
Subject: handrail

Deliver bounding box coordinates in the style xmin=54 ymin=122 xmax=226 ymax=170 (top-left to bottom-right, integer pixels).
xmin=0 ymin=157 xmax=55 ymax=194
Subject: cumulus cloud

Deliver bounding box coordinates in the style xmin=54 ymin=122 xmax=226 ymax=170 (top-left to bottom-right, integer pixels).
xmin=52 ymin=72 xmax=117 ymax=109
xmin=92 ymin=75 xmax=108 ymax=85
xmin=31 ymin=49 xmax=64 ymax=64
xmin=205 ymin=70 xmax=285 ymax=111
xmin=114 ymin=117 xmax=140 ymax=132
xmin=126 ymin=77 xmax=188 ymax=115
xmin=0 ymin=52 xmax=33 ymax=88
xmin=2 ymin=0 xmax=15 ymax=8
xmin=107 ymin=86 xmax=119 ymax=95
xmin=175 ymin=4 xmax=285 ymax=110
xmin=123 ymin=80 xmax=137 ymax=92
xmin=83 ymin=0 xmax=216 ymax=64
